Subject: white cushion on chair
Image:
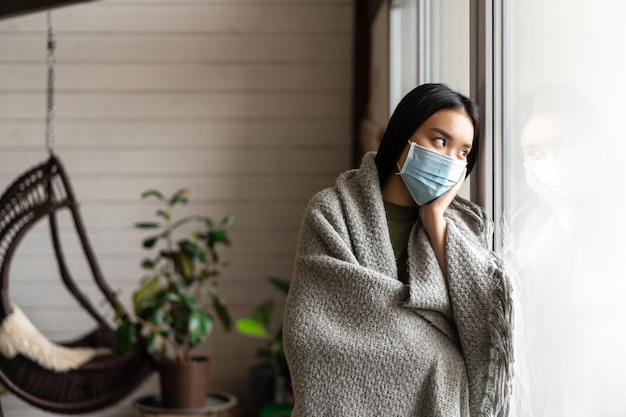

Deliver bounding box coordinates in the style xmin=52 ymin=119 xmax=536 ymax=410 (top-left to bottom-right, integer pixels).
xmin=0 ymin=305 xmax=111 ymax=372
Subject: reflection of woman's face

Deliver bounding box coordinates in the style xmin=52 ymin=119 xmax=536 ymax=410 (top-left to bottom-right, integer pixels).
xmin=520 ymin=111 xmax=593 ymax=204
xmin=520 ymin=112 xmax=573 ymax=162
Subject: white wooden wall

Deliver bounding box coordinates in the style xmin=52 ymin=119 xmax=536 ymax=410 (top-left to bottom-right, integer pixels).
xmin=0 ymin=0 xmax=353 ymax=415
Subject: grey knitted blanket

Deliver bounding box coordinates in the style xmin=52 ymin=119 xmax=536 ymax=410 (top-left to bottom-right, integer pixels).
xmin=283 ymin=152 xmax=514 ymax=417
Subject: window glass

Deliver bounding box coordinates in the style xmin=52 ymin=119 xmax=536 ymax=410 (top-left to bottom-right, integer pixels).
xmin=506 ymin=1 xmax=626 ymax=415
xmin=389 ymin=0 xmax=418 ymax=112
xmin=390 ymin=0 xmax=469 ymax=107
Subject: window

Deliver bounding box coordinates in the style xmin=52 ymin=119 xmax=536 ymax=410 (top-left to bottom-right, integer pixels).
xmin=505 ymin=1 xmax=626 ymax=414
xmin=391 ymin=1 xmax=626 ymax=414
xmin=389 ymin=0 xmax=470 ymax=108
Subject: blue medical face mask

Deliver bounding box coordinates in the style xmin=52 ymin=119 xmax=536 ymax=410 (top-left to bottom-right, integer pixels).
xmin=397 ymin=141 xmax=467 ymax=206
xmin=524 ymin=147 xmax=589 ymax=199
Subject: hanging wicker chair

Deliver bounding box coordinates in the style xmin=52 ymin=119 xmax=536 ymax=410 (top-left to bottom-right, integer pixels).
xmin=0 ymin=154 xmax=154 ymax=414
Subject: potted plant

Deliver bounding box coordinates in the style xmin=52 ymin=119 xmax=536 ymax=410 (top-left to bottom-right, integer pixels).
xmin=236 ymin=277 xmax=292 ymax=416
xmin=116 ymin=188 xmax=233 ymax=409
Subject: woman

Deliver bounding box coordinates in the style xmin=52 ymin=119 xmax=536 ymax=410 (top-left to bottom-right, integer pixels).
xmin=283 ymin=83 xmax=514 ymax=417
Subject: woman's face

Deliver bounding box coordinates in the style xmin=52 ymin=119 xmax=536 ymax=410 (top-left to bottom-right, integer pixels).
xmin=397 ymin=108 xmax=475 ymax=169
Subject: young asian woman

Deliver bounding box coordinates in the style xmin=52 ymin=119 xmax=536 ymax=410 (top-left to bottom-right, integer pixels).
xmin=283 ymin=83 xmax=514 ymax=417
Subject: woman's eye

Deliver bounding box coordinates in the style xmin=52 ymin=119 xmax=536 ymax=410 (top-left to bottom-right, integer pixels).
xmin=459 ymin=150 xmax=468 ymax=158
xmin=433 ymin=138 xmax=445 ymax=147
xmin=523 ymin=147 xmax=541 ymax=161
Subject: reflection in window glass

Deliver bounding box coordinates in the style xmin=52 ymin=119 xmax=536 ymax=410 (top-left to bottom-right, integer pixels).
xmin=505 ymin=1 xmax=626 ymax=415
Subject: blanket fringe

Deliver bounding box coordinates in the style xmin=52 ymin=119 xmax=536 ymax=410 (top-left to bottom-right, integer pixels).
xmin=479 ymin=257 xmax=515 ymax=417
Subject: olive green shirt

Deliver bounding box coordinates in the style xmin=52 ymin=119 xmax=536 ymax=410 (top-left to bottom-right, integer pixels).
xmin=383 ymin=200 xmax=420 ymax=284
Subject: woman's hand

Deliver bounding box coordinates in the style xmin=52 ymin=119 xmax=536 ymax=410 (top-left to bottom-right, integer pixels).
xmin=419 ymin=169 xmax=466 ymax=278
xmin=525 ymin=170 xmax=575 ymax=235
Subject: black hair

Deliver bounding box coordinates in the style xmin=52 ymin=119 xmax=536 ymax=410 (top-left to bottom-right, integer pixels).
xmin=374 ymin=83 xmax=480 ymax=186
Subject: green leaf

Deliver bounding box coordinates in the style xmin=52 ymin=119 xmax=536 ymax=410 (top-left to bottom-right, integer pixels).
xmin=142 ymin=236 xmax=159 ymax=249
xmin=193 ymin=216 xmax=214 ymax=228
xmin=147 ymin=307 xmax=167 ymax=326
xmin=208 ymin=230 xmax=230 ymax=246
xmin=171 ymin=313 xmax=186 ymax=335
xmin=159 ymin=250 xmax=173 ymax=260
xmin=260 ymin=403 xmax=294 ymax=417
xmin=183 ymin=295 xmax=199 ymax=310
xmin=141 ymin=189 xmax=165 ymax=200
xmin=274 ymin=326 xmax=283 ymax=344
xmin=156 ymin=209 xmax=170 ymax=221
xmin=172 ymin=280 xmax=186 ymax=293
xmin=133 ymin=277 xmax=163 ymax=314
xmin=213 ymin=295 xmax=232 ymax=331
xmin=220 ymin=215 xmax=234 ymax=227
xmin=140 ymin=258 xmax=155 ymax=269
xmin=188 ymin=311 xmax=212 ymax=346
xmin=116 ymin=320 xmax=136 ymax=353
xmin=134 ymin=222 xmax=161 ymax=229
xmin=166 ymin=292 xmax=182 ymax=303
xmin=251 ymin=300 xmax=274 ymax=328
xmin=113 ymin=308 xmax=127 ymax=323
xmin=257 ymin=348 xmax=275 ymax=364
xmin=169 ymin=188 xmax=191 ymax=206
xmin=236 ymin=318 xmax=270 ymax=339
xmin=137 ymin=298 xmax=159 ymax=312
xmin=179 ymin=240 xmax=206 ymax=263
xmin=269 ymin=338 xmax=283 ymax=354
xmin=146 ymin=332 xmax=164 ymax=353
xmin=268 ymin=277 xmax=290 ymax=294
xmin=172 ymin=251 xmax=195 ymax=281
xmin=199 ymin=312 xmax=213 ymax=336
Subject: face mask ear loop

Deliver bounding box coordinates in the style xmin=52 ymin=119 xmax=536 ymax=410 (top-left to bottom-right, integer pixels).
xmin=395 ymin=140 xmax=413 ymax=175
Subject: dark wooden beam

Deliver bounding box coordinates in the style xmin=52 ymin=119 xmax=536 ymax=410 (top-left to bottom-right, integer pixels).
xmin=0 ymin=0 xmax=96 ymax=20
xmin=352 ymin=0 xmax=386 ymax=167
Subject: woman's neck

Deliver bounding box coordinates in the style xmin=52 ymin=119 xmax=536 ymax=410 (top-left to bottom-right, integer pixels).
xmin=381 ymin=173 xmax=417 ymax=207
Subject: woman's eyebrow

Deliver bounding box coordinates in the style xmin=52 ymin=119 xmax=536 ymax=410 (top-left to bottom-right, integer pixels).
xmin=431 ymin=127 xmax=473 ymax=149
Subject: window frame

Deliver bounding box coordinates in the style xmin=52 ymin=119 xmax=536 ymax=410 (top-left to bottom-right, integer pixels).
xmin=469 ymin=0 xmax=510 ymax=252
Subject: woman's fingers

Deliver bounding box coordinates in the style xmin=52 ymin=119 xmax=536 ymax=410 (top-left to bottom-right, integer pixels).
xmin=449 ymin=168 xmax=467 ymax=195
xmin=434 ymin=168 xmax=467 ymax=208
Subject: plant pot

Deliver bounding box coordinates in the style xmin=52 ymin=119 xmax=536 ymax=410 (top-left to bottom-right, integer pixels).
xmin=248 ymin=363 xmax=293 ymax=416
xmin=157 ymin=356 xmax=210 ymax=409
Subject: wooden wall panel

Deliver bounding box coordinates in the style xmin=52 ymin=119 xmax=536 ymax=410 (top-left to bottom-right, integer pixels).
xmin=0 ymin=0 xmax=354 ymax=415
xmin=0 ymin=63 xmax=351 ymax=91
xmin=0 ymin=148 xmax=350 ymax=174
xmin=0 ymin=35 xmax=351 ymax=62
xmin=0 ymin=4 xmax=353 ymax=34
xmin=0 ymin=92 xmax=350 ymax=118
xmin=13 ymin=228 xmax=300 ymax=257
xmin=0 ymin=120 xmax=350 ymax=146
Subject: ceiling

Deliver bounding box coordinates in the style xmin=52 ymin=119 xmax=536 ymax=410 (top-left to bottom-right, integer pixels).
xmin=0 ymin=0 xmax=96 ymax=20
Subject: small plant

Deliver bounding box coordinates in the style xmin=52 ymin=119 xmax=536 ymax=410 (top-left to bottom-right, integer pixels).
xmin=236 ymin=277 xmax=289 ymax=374
xmin=116 ymin=188 xmax=233 ymax=362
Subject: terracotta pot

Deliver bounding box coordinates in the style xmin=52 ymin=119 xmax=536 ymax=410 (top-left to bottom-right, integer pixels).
xmin=157 ymin=356 xmax=210 ymax=409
